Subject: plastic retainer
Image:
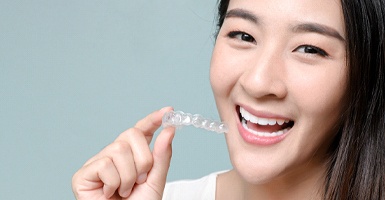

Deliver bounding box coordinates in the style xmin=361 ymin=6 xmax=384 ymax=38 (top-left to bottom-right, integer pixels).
xmin=162 ymin=111 xmax=228 ymax=134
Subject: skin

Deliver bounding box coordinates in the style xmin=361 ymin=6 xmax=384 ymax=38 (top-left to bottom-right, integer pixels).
xmin=72 ymin=107 xmax=176 ymax=200
xmin=72 ymin=0 xmax=347 ymax=199
xmin=211 ymin=0 xmax=347 ymax=199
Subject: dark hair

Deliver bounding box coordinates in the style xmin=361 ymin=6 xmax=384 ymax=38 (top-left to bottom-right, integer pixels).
xmin=215 ymin=0 xmax=385 ymax=199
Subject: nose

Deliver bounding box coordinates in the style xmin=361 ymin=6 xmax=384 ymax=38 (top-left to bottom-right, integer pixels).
xmin=239 ymin=48 xmax=288 ymax=100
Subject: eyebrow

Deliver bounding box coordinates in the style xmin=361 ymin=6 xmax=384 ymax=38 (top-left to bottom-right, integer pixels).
xmin=292 ymin=23 xmax=345 ymax=42
xmin=225 ymin=8 xmax=259 ymax=24
xmin=225 ymin=8 xmax=345 ymax=42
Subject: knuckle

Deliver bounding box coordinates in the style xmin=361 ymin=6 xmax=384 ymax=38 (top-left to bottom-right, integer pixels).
xmin=110 ymin=141 xmax=131 ymax=153
xmin=121 ymin=127 xmax=144 ymax=140
xmin=97 ymin=157 xmax=114 ymax=170
xmin=127 ymin=127 xmax=143 ymax=136
xmin=136 ymin=154 xmax=154 ymax=171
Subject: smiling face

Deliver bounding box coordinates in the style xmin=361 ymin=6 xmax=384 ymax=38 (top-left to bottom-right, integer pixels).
xmin=210 ymin=0 xmax=347 ymax=185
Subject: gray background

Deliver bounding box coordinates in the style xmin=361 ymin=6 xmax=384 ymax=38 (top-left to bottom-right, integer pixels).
xmin=0 ymin=0 xmax=231 ymax=199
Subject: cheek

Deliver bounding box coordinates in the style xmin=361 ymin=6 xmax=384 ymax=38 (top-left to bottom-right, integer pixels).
xmin=210 ymin=43 xmax=244 ymax=99
xmin=210 ymin=47 xmax=232 ymax=98
xmin=291 ymin=67 xmax=347 ymax=127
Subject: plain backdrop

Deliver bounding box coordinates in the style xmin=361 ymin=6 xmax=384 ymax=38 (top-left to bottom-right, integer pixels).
xmin=0 ymin=0 xmax=231 ymax=199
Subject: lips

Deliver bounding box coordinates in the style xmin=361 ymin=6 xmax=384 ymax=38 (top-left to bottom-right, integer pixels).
xmin=237 ymin=106 xmax=294 ymax=145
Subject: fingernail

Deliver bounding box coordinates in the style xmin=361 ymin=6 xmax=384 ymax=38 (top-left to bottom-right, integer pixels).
xmin=136 ymin=173 xmax=148 ymax=184
xmin=121 ymin=190 xmax=131 ymax=198
xmin=160 ymin=106 xmax=172 ymax=112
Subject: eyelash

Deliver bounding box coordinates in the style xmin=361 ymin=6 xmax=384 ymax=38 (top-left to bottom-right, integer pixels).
xmin=228 ymin=31 xmax=256 ymax=43
xmin=227 ymin=30 xmax=329 ymax=57
xmin=293 ymin=45 xmax=329 ymax=57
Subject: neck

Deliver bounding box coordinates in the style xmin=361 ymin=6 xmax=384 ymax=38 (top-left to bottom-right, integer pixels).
xmin=217 ymin=163 xmax=326 ymax=200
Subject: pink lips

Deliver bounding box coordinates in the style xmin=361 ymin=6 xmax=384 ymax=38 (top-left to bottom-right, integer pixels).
xmin=237 ymin=122 xmax=289 ymax=145
xmin=236 ymin=106 xmax=292 ymax=145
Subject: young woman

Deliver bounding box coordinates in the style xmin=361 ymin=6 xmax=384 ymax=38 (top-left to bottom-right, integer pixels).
xmin=72 ymin=0 xmax=385 ymax=199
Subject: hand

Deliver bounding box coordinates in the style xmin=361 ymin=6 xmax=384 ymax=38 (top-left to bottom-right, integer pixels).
xmin=72 ymin=107 xmax=175 ymax=200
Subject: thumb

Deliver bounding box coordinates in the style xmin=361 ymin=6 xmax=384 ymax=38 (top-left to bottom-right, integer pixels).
xmin=146 ymin=126 xmax=175 ymax=194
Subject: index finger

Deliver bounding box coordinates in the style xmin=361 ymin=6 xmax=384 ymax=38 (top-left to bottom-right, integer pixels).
xmin=136 ymin=106 xmax=173 ymax=134
xmin=115 ymin=106 xmax=173 ymax=142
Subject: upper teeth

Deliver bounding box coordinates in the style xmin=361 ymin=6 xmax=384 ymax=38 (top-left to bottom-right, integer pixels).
xmin=240 ymin=107 xmax=289 ymax=126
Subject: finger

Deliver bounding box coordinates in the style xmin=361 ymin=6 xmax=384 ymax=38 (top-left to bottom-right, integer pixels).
xmin=75 ymin=157 xmax=121 ymax=199
xmin=124 ymin=128 xmax=154 ymax=184
xmin=85 ymin=107 xmax=173 ymax=166
xmin=133 ymin=107 xmax=173 ymax=140
xmin=146 ymin=126 xmax=176 ymax=195
xmin=80 ymin=141 xmax=138 ymax=198
xmin=106 ymin=142 xmax=137 ymax=198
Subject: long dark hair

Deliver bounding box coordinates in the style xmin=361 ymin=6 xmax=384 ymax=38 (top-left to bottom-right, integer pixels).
xmin=215 ymin=0 xmax=385 ymax=199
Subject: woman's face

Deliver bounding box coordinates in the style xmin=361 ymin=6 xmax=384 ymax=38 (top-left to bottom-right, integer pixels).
xmin=210 ymin=0 xmax=347 ymax=184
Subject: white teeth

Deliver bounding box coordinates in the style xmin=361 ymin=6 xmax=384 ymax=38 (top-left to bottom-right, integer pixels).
xmin=258 ymin=118 xmax=269 ymax=125
xmin=268 ymin=119 xmax=277 ymax=125
xmin=240 ymin=107 xmax=290 ymax=126
xmin=242 ymin=119 xmax=289 ymax=137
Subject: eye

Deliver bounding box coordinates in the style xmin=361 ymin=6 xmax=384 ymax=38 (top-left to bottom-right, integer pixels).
xmin=228 ymin=31 xmax=256 ymax=43
xmin=294 ymin=45 xmax=328 ymax=57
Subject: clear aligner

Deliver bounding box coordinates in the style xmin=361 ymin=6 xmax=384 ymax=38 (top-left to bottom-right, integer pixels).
xmin=162 ymin=110 xmax=228 ymax=134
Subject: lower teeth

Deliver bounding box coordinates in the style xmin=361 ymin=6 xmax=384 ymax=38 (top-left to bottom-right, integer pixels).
xmin=242 ymin=119 xmax=289 ymax=137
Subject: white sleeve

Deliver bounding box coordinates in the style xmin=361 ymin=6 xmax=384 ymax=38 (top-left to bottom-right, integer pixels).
xmin=162 ymin=171 xmax=223 ymax=200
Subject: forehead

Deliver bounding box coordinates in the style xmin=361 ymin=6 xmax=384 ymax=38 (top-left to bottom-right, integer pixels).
xmin=226 ymin=0 xmax=345 ymax=37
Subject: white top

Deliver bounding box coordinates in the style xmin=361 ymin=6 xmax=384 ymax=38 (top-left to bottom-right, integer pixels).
xmin=162 ymin=171 xmax=226 ymax=200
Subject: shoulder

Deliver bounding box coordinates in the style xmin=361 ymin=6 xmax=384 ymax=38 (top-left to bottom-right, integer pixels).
xmin=162 ymin=170 xmax=228 ymax=200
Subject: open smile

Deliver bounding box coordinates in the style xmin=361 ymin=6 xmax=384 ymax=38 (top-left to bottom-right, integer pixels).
xmin=236 ymin=106 xmax=295 ymax=145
